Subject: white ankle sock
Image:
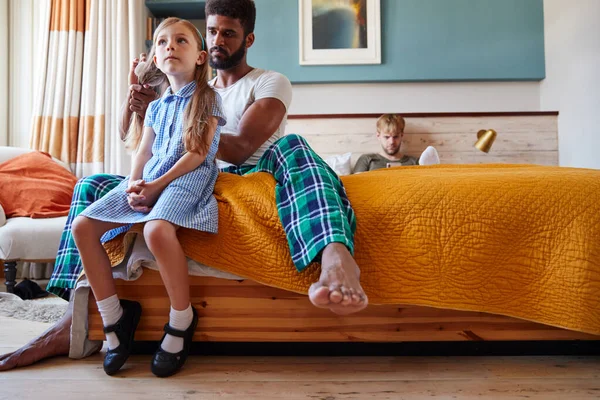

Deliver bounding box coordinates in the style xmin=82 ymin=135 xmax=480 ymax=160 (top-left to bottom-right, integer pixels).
xmin=419 ymin=146 xmax=441 ymax=166
xmin=97 ymin=294 xmax=123 ymax=351
xmin=161 ymin=304 xmax=193 ymax=354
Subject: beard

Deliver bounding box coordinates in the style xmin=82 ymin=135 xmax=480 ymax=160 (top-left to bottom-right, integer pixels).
xmin=383 ymin=145 xmax=401 ymax=156
xmin=209 ymin=40 xmax=246 ymax=70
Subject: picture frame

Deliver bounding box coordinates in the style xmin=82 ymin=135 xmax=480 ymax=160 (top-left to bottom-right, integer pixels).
xmin=298 ymin=0 xmax=381 ymax=65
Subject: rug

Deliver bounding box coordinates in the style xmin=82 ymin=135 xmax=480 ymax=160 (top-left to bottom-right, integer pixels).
xmin=0 ymin=293 xmax=68 ymax=323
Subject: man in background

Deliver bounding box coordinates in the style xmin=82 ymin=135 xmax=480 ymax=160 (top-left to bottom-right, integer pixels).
xmin=353 ymin=114 xmax=439 ymax=173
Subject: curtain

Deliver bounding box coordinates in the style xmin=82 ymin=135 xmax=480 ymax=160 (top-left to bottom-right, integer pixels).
xmin=30 ymin=0 xmax=145 ymax=177
xmin=0 ymin=0 xmax=7 ymax=146
xmin=5 ymin=0 xmax=51 ymax=148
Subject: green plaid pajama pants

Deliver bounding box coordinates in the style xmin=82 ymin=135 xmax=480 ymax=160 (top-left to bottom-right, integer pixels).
xmin=47 ymin=134 xmax=356 ymax=299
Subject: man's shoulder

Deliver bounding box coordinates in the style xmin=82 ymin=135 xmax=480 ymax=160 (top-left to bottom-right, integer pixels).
xmin=357 ymin=153 xmax=381 ymax=161
xmin=403 ymin=155 xmax=419 ymax=165
xmin=253 ymin=69 xmax=291 ymax=86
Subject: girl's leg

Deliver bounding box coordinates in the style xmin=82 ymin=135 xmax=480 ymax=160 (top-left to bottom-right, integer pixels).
xmin=143 ymin=220 xmax=190 ymax=310
xmin=72 ymin=216 xmax=126 ymax=351
xmin=48 ymin=174 xmax=125 ymax=299
xmin=72 ymin=216 xmax=124 ymax=301
xmin=72 ymin=215 xmax=142 ymax=375
xmin=143 ymin=220 xmax=192 ymax=353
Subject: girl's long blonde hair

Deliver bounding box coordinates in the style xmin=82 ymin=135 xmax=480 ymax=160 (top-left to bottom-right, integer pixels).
xmin=126 ymin=17 xmax=216 ymax=155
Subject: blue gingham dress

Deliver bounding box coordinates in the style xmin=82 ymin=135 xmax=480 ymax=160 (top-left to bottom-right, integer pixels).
xmin=81 ymin=81 xmax=226 ymax=233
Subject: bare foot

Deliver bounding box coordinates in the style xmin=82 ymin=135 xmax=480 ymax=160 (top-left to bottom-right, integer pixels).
xmin=0 ymin=303 xmax=73 ymax=371
xmin=308 ymin=243 xmax=368 ymax=315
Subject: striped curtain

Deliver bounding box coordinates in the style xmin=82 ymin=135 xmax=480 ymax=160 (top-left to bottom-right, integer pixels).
xmin=30 ymin=0 xmax=145 ymax=177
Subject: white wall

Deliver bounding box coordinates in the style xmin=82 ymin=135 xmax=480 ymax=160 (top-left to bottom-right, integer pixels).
xmin=290 ymin=81 xmax=541 ymax=114
xmin=0 ymin=0 xmax=8 ymax=146
xmin=8 ymin=1 xmax=600 ymax=170
xmin=540 ymin=0 xmax=600 ymax=169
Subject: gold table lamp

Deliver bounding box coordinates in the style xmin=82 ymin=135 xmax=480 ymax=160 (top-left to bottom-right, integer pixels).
xmin=474 ymin=129 xmax=497 ymax=153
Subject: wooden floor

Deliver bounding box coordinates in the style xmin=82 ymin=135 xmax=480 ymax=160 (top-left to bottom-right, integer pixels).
xmin=1 ymin=316 xmax=600 ymax=400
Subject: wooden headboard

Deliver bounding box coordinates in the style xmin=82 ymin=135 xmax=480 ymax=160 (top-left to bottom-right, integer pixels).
xmin=286 ymin=112 xmax=558 ymax=167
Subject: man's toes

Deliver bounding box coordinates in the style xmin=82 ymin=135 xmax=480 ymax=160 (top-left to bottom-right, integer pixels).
xmin=340 ymin=287 xmax=352 ymax=306
xmin=351 ymin=293 xmax=362 ymax=305
xmin=359 ymin=295 xmax=369 ymax=307
xmin=0 ymin=354 xmax=18 ymax=371
xmin=308 ymin=284 xmax=332 ymax=307
xmin=329 ymin=287 xmax=344 ymax=304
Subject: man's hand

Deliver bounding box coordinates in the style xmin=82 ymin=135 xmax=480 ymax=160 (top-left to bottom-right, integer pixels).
xmin=128 ymin=84 xmax=157 ymax=118
xmin=128 ymin=53 xmax=145 ymax=86
xmin=127 ymin=53 xmax=158 ymax=119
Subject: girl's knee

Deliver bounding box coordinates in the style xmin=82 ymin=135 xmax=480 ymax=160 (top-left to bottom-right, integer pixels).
xmin=72 ymin=216 xmax=92 ymax=241
xmin=143 ymin=220 xmax=176 ymax=248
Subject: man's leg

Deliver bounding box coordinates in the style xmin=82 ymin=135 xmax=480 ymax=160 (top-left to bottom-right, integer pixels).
xmin=248 ymin=134 xmax=367 ymax=314
xmin=0 ymin=174 xmax=124 ymax=371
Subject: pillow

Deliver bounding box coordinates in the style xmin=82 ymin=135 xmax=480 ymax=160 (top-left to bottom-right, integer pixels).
xmin=0 ymin=151 xmax=78 ymax=218
xmin=324 ymin=152 xmax=352 ymax=176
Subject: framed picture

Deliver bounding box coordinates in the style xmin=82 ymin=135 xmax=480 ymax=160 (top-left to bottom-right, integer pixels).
xmin=299 ymin=0 xmax=381 ymax=65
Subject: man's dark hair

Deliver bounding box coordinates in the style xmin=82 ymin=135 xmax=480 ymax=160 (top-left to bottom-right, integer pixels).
xmin=205 ymin=0 xmax=256 ymax=36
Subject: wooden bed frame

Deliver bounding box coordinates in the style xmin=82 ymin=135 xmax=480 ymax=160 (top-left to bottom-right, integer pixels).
xmin=88 ymin=269 xmax=599 ymax=342
xmin=88 ymin=112 xmax=600 ymax=343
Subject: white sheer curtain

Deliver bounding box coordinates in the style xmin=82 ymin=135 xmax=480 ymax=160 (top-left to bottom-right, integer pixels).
xmin=6 ymin=0 xmax=51 ymax=148
xmin=27 ymin=0 xmax=145 ymax=177
xmin=104 ymin=0 xmax=146 ymax=175
xmin=79 ymin=0 xmax=145 ymax=176
xmin=0 ymin=0 xmax=7 ymax=146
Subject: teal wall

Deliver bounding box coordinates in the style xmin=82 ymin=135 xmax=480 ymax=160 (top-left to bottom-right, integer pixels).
xmin=248 ymin=0 xmax=545 ymax=83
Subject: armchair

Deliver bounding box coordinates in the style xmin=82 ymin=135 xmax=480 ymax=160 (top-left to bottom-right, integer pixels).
xmin=0 ymin=146 xmax=68 ymax=293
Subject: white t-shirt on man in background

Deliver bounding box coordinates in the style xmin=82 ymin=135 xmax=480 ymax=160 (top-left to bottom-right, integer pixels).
xmin=210 ymin=68 xmax=293 ymax=167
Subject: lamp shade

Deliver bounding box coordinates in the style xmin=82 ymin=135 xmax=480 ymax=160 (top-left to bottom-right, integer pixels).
xmin=474 ymin=129 xmax=497 ymax=153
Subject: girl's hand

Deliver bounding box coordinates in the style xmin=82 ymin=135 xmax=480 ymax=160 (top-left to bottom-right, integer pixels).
xmin=136 ymin=181 xmax=163 ymax=209
xmin=126 ymin=179 xmax=151 ymax=213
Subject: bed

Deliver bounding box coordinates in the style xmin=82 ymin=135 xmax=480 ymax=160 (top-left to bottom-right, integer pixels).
xmin=79 ymin=111 xmax=600 ymax=357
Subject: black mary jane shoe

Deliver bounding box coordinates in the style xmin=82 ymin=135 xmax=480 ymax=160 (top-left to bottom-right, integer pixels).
xmin=102 ymin=299 xmax=142 ymax=376
xmin=151 ymin=306 xmax=199 ymax=378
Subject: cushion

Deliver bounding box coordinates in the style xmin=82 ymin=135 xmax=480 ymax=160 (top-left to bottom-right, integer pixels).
xmin=0 ymin=203 xmax=5 ymax=227
xmin=324 ymin=152 xmax=352 ymax=176
xmin=0 ymin=151 xmax=78 ymax=218
xmin=0 ymin=146 xmax=70 ymax=170
xmin=0 ymin=216 xmax=68 ymax=260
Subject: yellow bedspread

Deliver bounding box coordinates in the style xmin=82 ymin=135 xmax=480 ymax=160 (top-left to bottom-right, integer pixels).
xmin=106 ymin=164 xmax=600 ymax=335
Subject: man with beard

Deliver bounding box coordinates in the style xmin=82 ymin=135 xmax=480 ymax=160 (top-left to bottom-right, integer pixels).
xmin=0 ymin=0 xmax=368 ymax=371
xmin=354 ymin=114 xmax=419 ymax=172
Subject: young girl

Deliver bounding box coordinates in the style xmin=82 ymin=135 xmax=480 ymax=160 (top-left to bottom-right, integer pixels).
xmin=72 ymin=17 xmax=225 ymax=377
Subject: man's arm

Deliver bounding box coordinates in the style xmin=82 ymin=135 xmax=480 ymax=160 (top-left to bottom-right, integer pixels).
xmin=217 ymin=98 xmax=287 ymax=166
xmin=353 ymin=154 xmax=372 ymax=173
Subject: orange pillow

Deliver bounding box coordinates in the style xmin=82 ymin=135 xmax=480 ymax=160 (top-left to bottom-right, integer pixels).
xmin=0 ymin=151 xmax=78 ymax=218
